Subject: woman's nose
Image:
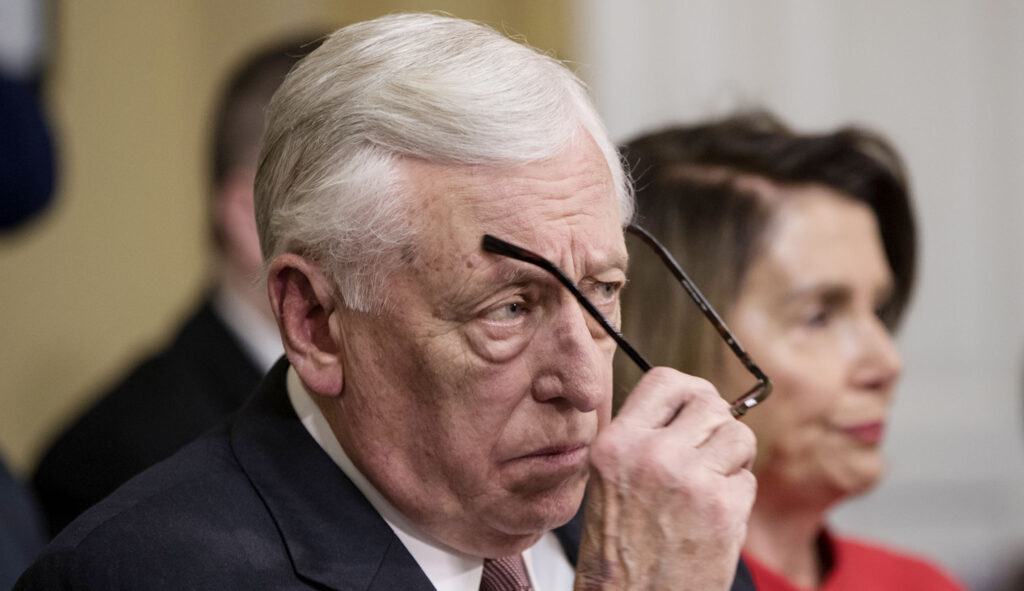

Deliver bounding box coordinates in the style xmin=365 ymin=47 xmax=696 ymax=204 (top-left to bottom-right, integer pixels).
xmin=852 ymin=315 xmax=903 ymax=392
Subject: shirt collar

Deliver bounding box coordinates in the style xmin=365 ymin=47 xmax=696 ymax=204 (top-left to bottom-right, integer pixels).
xmin=213 ymin=284 xmax=283 ymax=373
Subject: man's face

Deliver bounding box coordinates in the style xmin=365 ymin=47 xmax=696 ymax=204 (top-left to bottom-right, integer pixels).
xmin=328 ymin=133 xmax=626 ymax=557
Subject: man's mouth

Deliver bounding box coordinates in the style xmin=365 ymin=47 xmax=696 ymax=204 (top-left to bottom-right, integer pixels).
xmin=514 ymin=443 xmax=589 ymax=467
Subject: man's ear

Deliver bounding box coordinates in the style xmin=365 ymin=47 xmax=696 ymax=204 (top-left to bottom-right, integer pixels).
xmin=267 ymin=253 xmax=344 ymax=397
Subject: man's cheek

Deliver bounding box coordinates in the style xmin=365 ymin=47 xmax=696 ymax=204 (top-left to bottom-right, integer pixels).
xmin=461 ymin=325 xmax=536 ymax=365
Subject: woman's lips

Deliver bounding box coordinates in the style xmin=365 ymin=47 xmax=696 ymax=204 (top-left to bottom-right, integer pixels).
xmin=840 ymin=421 xmax=885 ymax=445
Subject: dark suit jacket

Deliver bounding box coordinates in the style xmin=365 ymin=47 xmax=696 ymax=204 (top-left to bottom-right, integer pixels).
xmin=0 ymin=455 xmax=45 ymax=590
xmin=0 ymin=73 xmax=56 ymax=230
xmin=18 ymin=359 xmax=756 ymax=590
xmin=16 ymin=360 xmax=574 ymax=589
xmin=31 ymin=297 xmax=262 ymax=536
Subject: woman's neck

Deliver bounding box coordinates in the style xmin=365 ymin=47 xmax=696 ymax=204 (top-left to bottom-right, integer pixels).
xmin=745 ymin=495 xmax=829 ymax=589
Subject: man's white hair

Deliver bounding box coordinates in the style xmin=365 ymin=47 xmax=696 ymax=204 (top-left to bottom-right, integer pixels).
xmin=255 ymin=12 xmax=633 ymax=313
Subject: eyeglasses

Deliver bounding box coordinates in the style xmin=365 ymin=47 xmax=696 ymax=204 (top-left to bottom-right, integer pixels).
xmin=481 ymin=224 xmax=772 ymax=418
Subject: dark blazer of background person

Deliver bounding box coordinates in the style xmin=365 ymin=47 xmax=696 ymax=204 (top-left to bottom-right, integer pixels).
xmin=31 ymin=300 xmax=262 ymax=535
xmin=30 ymin=34 xmax=321 ymax=536
xmin=0 ymin=73 xmax=56 ymax=229
xmin=0 ymin=456 xmax=46 ymax=591
xmin=0 ymin=22 xmax=58 ymax=584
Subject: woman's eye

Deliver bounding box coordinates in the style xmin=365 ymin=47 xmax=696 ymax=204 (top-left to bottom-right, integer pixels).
xmin=875 ymin=300 xmax=894 ymax=322
xmin=805 ymin=308 xmax=831 ymax=328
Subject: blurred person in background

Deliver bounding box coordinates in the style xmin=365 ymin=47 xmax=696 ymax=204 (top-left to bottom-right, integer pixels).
xmin=616 ymin=111 xmax=965 ymax=590
xmin=0 ymin=0 xmax=56 ymax=229
xmin=30 ymin=33 xmax=321 ymax=536
xmin=0 ymin=0 xmax=57 ymax=584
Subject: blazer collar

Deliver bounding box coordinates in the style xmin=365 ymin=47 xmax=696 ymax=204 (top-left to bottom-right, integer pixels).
xmin=554 ymin=507 xmax=582 ymax=566
xmin=229 ymin=358 xmax=433 ymax=590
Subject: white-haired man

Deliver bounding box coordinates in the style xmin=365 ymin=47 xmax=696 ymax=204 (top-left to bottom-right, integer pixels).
xmin=16 ymin=14 xmax=758 ymax=590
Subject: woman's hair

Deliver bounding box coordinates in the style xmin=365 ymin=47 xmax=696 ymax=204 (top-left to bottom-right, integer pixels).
xmin=615 ymin=110 xmax=916 ymax=398
xmin=255 ymin=13 xmax=631 ymax=313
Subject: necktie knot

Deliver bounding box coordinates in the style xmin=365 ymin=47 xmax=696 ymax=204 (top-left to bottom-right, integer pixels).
xmin=480 ymin=554 xmax=532 ymax=591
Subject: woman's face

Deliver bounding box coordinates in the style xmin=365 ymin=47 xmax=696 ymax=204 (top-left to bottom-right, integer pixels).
xmin=718 ymin=185 xmax=902 ymax=509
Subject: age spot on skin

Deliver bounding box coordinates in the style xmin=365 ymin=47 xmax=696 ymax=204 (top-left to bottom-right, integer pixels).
xmin=400 ymin=244 xmax=417 ymax=265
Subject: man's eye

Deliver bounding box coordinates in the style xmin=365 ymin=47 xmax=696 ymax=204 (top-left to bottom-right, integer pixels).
xmin=485 ymin=301 xmax=528 ymax=322
xmin=590 ymin=281 xmax=621 ymax=304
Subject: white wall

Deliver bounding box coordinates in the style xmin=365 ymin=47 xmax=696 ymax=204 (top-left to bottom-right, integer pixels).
xmin=575 ymin=1 xmax=1024 ymax=587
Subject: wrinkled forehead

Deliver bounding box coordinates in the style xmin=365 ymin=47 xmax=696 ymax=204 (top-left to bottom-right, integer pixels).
xmin=398 ymin=138 xmax=625 ymax=270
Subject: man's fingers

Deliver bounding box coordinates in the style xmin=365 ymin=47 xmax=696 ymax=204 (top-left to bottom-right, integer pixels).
xmin=615 ymin=367 xmax=723 ymax=430
xmin=663 ymin=386 xmax=735 ymax=446
xmin=696 ymin=419 xmax=757 ymax=476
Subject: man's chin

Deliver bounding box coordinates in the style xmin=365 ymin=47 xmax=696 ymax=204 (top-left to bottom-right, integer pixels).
xmin=472 ymin=499 xmax=579 ymax=557
xmin=427 ymin=472 xmax=587 ymax=557
xmin=503 ymin=454 xmax=590 ymax=496
xmin=497 ymin=473 xmax=588 ymax=534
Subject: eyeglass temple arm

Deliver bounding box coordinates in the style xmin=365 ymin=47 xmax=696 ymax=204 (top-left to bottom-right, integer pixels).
xmin=481 ymin=235 xmax=653 ymax=372
xmin=625 ymin=224 xmax=773 ymax=415
xmin=481 ymin=232 xmax=771 ymax=418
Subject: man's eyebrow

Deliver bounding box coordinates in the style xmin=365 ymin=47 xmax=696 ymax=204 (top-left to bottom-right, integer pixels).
xmin=601 ymin=249 xmax=630 ymax=274
xmin=492 ymin=250 xmax=628 ymax=286
xmin=492 ymin=262 xmax=537 ymax=285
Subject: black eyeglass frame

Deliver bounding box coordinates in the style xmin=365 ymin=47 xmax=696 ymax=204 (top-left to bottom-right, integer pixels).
xmin=480 ymin=224 xmax=772 ymax=418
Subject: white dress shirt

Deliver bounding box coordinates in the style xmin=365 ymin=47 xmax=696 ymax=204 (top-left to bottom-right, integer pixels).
xmin=286 ymin=367 xmax=576 ymax=591
xmin=213 ymin=285 xmax=283 ymax=373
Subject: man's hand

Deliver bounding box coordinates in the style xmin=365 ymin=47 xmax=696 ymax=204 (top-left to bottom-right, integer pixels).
xmin=575 ymin=368 xmax=757 ymax=591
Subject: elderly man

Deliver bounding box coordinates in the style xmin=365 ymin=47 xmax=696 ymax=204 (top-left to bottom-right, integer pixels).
xmin=16 ymin=14 xmax=757 ymax=590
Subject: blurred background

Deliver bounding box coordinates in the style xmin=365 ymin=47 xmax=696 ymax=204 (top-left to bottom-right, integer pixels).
xmin=1 ymin=1 xmax=1021 ymax=588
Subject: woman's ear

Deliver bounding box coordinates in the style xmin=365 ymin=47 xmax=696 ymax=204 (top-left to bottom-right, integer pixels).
xmin=266 ymin=253 xmax=344 ymax=396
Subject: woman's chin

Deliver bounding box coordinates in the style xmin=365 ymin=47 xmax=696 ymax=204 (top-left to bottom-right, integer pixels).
xmin=832 ymin=454 xmax=886 ymax=499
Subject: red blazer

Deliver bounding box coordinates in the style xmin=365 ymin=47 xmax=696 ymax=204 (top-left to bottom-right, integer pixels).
xmin=744 ymin=532 xmax=965 ymax=591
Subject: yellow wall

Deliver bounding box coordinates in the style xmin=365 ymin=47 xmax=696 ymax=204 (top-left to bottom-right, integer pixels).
xmin=0 ymin=0 xmax=576 ymax=473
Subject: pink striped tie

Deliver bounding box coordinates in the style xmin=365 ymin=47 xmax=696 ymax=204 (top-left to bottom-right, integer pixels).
xmin=480 ymin=554 xmax=533 ymax=591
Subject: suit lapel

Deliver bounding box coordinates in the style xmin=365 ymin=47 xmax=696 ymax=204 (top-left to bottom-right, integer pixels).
xmin=229 ymin=359 xmax=434 ymax=590
xmin=553 ymin=506 xmax=583 ymax=567
xmin=732 ymin=557 xmax=757 ymax=591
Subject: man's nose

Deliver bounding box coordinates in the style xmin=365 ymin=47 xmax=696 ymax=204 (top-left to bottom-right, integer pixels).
xmin=851 ymin=315 xmax=902 ymax=393
xmin=529 ymin=296 xmax=609 ymax=412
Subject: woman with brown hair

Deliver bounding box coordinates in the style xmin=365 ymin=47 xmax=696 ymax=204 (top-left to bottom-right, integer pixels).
xmin=617 ymin=111 xmax=965 ymax=590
